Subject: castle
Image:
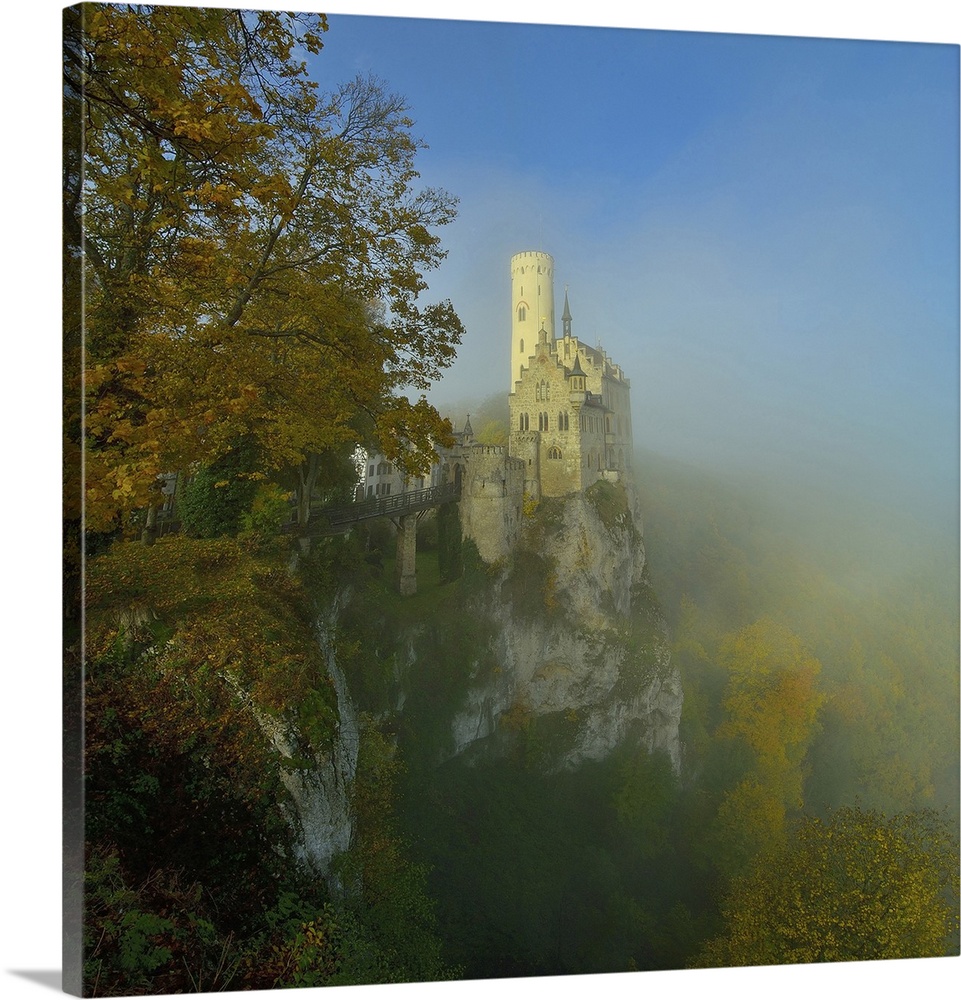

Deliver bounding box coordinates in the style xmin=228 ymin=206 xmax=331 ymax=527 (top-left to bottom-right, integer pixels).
xmin=364 ymin=251 xmax=634 ymax=570
xmin=507 ymin=251 xmax=633 ymax=498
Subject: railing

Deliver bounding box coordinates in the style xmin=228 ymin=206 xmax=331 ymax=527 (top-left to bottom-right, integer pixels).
xmin=306 ymin=481 xmax=461 ymax=534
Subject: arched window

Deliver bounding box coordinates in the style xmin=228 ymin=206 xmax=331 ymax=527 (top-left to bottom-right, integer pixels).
xmin=519 ymin=412 xmax=529 ymax=431
xmin=517 ymin=305 xmax=527 ymax=322
xmin=519 ymin=338 xmax=525 ymax=353
xmin=548 ymin=447 xmax=562 ymax=460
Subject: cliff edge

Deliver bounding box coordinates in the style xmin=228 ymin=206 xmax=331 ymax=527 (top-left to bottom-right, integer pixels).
xmin=450 ymin=479 xmax=682 ymax=770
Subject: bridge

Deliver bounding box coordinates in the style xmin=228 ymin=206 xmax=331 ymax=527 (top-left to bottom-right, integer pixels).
xmin=307 ymin=481 xmax=461 ymax=534
xmin=306 ymin=481 xmax=462 ymax=596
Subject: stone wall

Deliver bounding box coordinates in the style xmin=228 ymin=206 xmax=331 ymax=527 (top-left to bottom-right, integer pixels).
xmin=458 ymin=444 xmax=525 ymax=563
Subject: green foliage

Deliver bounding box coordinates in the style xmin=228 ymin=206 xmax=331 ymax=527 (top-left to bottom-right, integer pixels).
xmin=177 ymin=459 xmax=258 ymax=539
xmin=436 ymin=501 xmax=463 ymax=582
xmin=84 ymin=846 xmax=254 ymax=995
xmin=241 ymin=482 xmax=292 ymax=540
xmin=81 ymin=533 xmax=347 ymax=993
xmin=330 ymin=725 xmax=458 ymax=984
xmin=397 ymin=746 xmax=708 ymax=977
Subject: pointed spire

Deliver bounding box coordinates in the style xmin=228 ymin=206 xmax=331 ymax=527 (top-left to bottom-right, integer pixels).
xmin=570 ymin=353 xmax=585 ymax=378
xmin=562 ymin=288 xmax=572 ymax=338
xmin=463 ymin=413 xmax=473 ymax=438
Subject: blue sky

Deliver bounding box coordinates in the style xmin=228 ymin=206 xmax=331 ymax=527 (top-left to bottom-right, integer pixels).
xmin=310 ymin=6 xmax=959 ymax=517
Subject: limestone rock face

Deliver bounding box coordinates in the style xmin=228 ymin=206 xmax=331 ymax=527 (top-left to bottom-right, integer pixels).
xmin=265 ymin=602 xmax=359 ymax=875
xmin=450 ymin=481 xmax=682 ymax=770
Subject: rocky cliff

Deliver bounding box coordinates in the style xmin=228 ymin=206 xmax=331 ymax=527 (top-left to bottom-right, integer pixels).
xmin=448 ymin=479 xmax=682 ymax=770
xmin=291 ymin=479 xmax=681 ymax=871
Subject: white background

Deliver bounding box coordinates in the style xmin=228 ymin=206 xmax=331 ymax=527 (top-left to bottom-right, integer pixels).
xmin=3 ymin=2 xmax=957 ymax=999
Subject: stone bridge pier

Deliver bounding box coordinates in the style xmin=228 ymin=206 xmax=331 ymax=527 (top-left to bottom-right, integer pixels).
xmin=393 ymin=513 xmax=419 ymax=596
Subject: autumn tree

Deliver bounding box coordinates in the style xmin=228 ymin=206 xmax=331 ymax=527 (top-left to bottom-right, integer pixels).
xmin=64 ymin=4 xmax=463 ymax=533
xmin=693 ymin=805 xmax=960 ymax=966
xmin=711 ymin=619 xmax=825 ymax=871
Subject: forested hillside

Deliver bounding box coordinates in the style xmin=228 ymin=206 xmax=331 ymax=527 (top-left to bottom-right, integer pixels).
xmin=634 ymin=448 xmax=959 ymax=964
xmin=370 ymin=451 xmax=959 ymax=976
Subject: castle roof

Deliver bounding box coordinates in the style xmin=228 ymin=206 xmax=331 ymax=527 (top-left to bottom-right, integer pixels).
xmin=562 ymin=290 xmax=572 ymax=323
xmin=569 ymin=353 xmax=586 ymax=378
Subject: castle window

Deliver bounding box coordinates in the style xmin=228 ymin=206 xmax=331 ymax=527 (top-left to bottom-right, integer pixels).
xmin=519 ymin=338 xmax=524 ymax=353
xmin=519 ymin=412 xmax=529 ymax=431
xmin=548 ymin=447 xmax=562 ymax=460
xmin=517 ymin=305 xmax=527 ymax=322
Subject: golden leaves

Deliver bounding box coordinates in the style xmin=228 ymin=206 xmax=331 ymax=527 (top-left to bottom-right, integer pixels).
xmin=69 ymin=5 xmax=462 ymax=534
xmin=693 ymin=806 xmax=959 ymax=967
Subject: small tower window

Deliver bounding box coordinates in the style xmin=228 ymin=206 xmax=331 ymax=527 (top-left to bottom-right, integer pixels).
xmin=548 ymin=447 xmax=562 ymax=460
xmin=517 ymin=305 xmax=527 ymax=322
xmin=519 ymin=338 xmax=524 ymax=353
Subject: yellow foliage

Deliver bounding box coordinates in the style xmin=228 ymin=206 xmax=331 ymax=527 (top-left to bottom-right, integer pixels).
xmin=712 ymin=619 xmax=825 ymax=866
xmin=65 ymin=4 xmax=463 ymax=532
xmin=693 ymin=806 xmax=959 ymax=966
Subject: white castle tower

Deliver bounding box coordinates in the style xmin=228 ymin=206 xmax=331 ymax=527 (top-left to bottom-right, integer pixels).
xmin=511 ymin=250 xmax=555 ymax=388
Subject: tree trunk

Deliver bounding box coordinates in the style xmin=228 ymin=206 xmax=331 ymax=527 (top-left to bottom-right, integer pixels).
xmin=141 ymin=503 xmax=158 ymax=546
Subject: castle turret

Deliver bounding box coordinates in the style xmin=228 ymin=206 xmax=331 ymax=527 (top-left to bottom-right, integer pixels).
xmin=568 ymin=353 xmax=587 ymax=410
xmin=511 ymin=251 xmax=554 ymax=388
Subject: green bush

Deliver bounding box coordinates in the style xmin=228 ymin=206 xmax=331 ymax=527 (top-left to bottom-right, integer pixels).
xmin=177 ymin=466 xmax=257 ymax=538
xmin=241 ymin=482 xmax=292 ymax=539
